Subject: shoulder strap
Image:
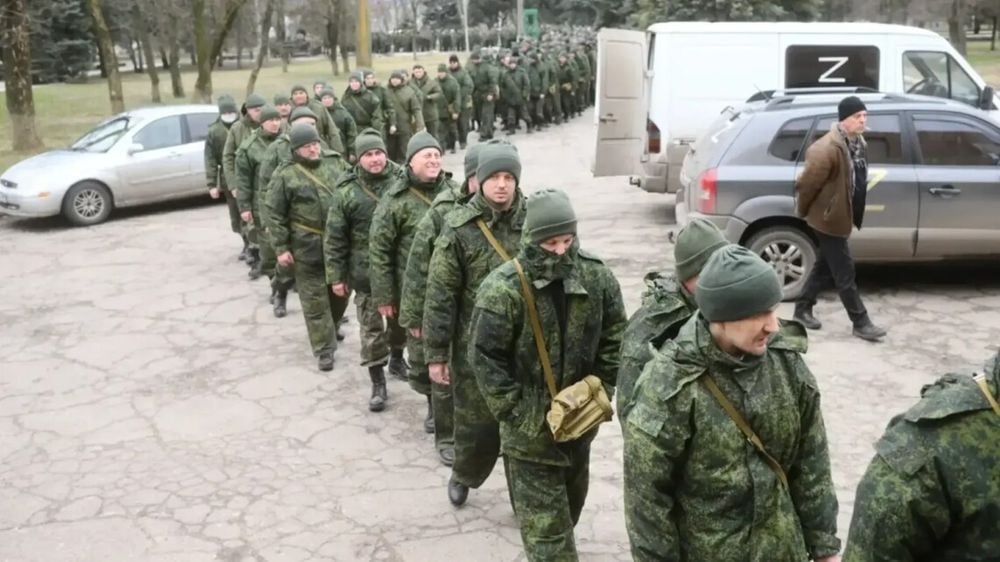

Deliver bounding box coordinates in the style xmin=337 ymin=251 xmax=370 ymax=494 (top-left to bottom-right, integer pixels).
xmin=699 ymin=374 xmax=790 ymax=489
xmin=409 ymin=187 xmax=433 ymax=205
xmin=476 ymin=219 xmax=512 ymax=262
xmin=511 ymin=259 xmax=559 ymax=399
xmin=295 ymin=163 xmax=334 ymax=197
xmin=974 ymin=373 xmax=1000 ymax=417
xmin=356 ymin=178 xmax=378 ymax=203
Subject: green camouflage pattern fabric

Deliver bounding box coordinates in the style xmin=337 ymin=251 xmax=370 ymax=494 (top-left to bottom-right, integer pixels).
xmin=616 ymin=271 xmax=698 ymax=416
xmin=302 ymin=98 xmax=345 ymax=155
xmin=450 ymin=66 xmax=474 ymax=108
xmin=412 ymin=74 xmax=443 ymax=133
xmin=500 ymin=65 xmax=530 ymax=107
xmin=842 ymin=355 xmax=1000 ymax=562
xmin=341 ymin=85 xmax=385 ymax=132
xmin=328 ymin=102 xmax=358 ymax=160
xmin=234 ymin=128 xmax=280 ymax=248
xmin=622 ymin=315 xmax=840 ymax=562
xmin=386 ymin=82 xmax=425 ymax=135
xmin=436 ymin=73 xmax=461 ymax=118
xmin=470 ymin=241 xmax=626 ymax=561
xmin=205 ymin=118 xmax=230 ymax=189
xmin=423 ymin=191 xmax=525 ymax=487
xmin=222 ymin=115 xmax=260 ymax=190
xmin=257 ymin=132 xmax=303 ymax=286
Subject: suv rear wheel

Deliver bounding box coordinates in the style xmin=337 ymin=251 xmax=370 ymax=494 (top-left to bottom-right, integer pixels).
xmin=745 ymin=226 xmax=816 ymax=301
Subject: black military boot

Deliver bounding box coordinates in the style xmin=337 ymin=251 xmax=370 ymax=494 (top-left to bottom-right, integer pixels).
xmin=317 ymin=351 xmax=335 ymax=372
xmin=238 ymin=238 xmax=250 ymax=262
xmin=368 ymin=366 xmax=388 ymax=412
xmin=853 ymin=321 xmax=887 ymax=342
xmin=793 ymin=306 xmax=822 ymax=330
xmin=438 ymin=447 xmax=455 ymax=467
xmin=247 ymin=248 xmax=262 ymax=280
xmin=273 ymin=288 xmax=288 ymax=318
xmin=423 ymin=395 xmax=435 ymax=434
xmin=447 ymin=476 xmax=469 ymax=507
xmin=388 ymin=350 xmax=408 ymax=381
xmin=336 ymin=318 xmax=346 ymax=341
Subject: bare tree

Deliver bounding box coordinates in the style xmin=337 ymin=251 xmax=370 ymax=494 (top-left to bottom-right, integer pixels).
xmin=456 ymin=0 xmax=470 ymax=52
xmin=356 ymin=0 xmax=372 ymax=67
xmin=326 ymin=0 xmax=341 ymax=75
xmin=409 ymin=0 xmax=418 ymax=60
xmin=275 ymin=0 xmax=289 ymax=72
xmin=192 ymin=0 xmax=253 ymax=102
xmin=2 ymin=0 xmax=42 ymax=151
xmin=132 ymin=2 xmax=162 ymax=102
xmin=86 ymin=0 xmax=125 ymax=113
xmin=949 ymin=0 xmax=969 ymax=54
xmin=246 ymin=0 xmax=275 ymax=95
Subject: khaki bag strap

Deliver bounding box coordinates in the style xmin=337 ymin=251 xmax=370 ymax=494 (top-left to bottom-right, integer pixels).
xmin=408 ymin=187 xmax=433 ymax=205
xmin=699 ymin=374 xmax=790 ymax=489
xmin=291 ymin=221 xmax=324 ymax=236
xmin=358 ymin=180 xmax=378 ymax=203
xmin=475 ymin=219 xmax=512 ymax=262
xmin=295 ymin=164 xmax=334 ymax=197
xmin=511 ymin=259 xmax=559 ymax=399
xmin=974 ymin=373 xmax=1000 ymax=417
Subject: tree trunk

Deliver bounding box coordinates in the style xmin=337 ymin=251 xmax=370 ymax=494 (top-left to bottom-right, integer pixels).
xmin=86 ymin=0 xmax=125 ymax=113
xmin=327 ymin=0 xmax=341 ymax=75
xmin=210 ymin=0 xmax=253 ymax=70
xmin=2 ymin=0 xmax=43 ymax=151
xmin=160 ymin=46 xmax=169 ymax=69
xmin=948 ymin=0 xmax=968 ymax=55
xmin=125 ymin=33 xmax=139 ymax=73
xmin=340 ymin=39 xmax=350 ymax=73
xmin=235 ymin=13 xmax=244 ymax=69
xmin=410 ymin=0 xmax=418 ymax=60
xmin=356 ymin=0 xmax=372 ymax=68
xmin=166 ymin=23 xmax=185 ymax=97
xmin=992 ymin=16 xmax=997 ymax=51
xmin=459 ymin=0 xmax=470 ymax=52
xmin=276 ymin=0 xmax=289 ymax=72
xmin=192 ymin=0 xmax=212 ymax=102
xmin=246 ymin=0 xmax=274 ymax=95
xmin=133 ymin=4 xmax=162 ymax=103
xmin=96 ymin=37 xmax=108 ymax=78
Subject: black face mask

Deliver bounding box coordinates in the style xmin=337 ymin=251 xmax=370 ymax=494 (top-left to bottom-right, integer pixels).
xmin=520 ymin=238 xmax=578 ymax=283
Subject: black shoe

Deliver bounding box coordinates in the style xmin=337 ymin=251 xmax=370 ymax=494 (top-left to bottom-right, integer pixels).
xmin=248 ymin=262 xmax=263 ymax=281
xmin=269 ymin=288 xmax=276 ymax=305
xmin=450 ymin=148 xmax=457 ymax=154
xmin=388 ymin=351 xmax=408 ymax=381
xmin=793 ymin=309 xmax=822 ymax=330
xmin=273 ymin=289 xmax=287 ymax=318
xmin=853 ymin=322 xmax=887 ymax=342
xmin=238 ymin=245 xmax=250 ymax=262
xmin=447 ymin=477 xmax=469 ymax=507
xmin=318 ymin=352 xmax=335 ymax=372
xmin=368 ymin=366 xmax=387 ymax=412
xmin=247 ymin=248 xmax=262 ymax=280
xmin=460 ymin=142 xmax=467 ymax=150
xmin=439 ymin=447 xmax=455 ymax=466
xmin=423 ymin=395 xmax=435 ymax=434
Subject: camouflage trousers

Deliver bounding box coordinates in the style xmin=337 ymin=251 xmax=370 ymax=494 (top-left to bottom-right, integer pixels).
xmin=458 ymin=105 xmax=472 ymax=146
xmin=545 ymin=90 xmax=563 ymax=124
xmin=505 ymin=442 xmax=592 ymax=562
xmin=387 ymin=131 xmax=411 ymax=164
xmin=254 ymin=192 xmax=294 ymax=289
xmin=477 ymin=96 xmax=496 ymax=140
xmin=425 ymin=119 xmax=440 ymax=144
xmin=440 ymin=118 xmax=459 ymax=151
xmin=530 ymin=96 xmax=545 ymax=126
xmin=452 ymin=359 xmax=500 ymax=488
xmin=293 ymin=259 xmax=349 ymax=357
xmin=222 ymin=187 xmax=242 ymax=235
xmin=354 ymin=291 xmax=390 ymax=367
xmin=407 ymin=333 xmax=455 ymax=452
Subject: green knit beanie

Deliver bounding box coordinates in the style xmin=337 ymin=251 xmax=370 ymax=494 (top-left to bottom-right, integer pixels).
xmin=290 ymin=84 xmax=308 ymax=95
xmin=259 ymin=104 xmax=281 ymax=122
xmin=437 ymin=63 xmax=449 ymax=73
xmin=526 ymin=189 xmax=577 ymax=244
xmin=349 ymin=71 xmax=364 ymax=84
xmin=476 ymin=143 xmax=521 ymax=186
xmin=674 ymin=218 xmax=728 ymax=282
xmin=273 ymin=93 xmax=291 ymax=106
xmin=695 ymin=245 xmax=783 ymax=323
xmin=289 ymin=123 xmax=321 ymax=150
xmin=289 ymin=106 xmax=317 ymax=123
xmin=406 ymin=130 xmax=441 ymax=163
xmin=217 ymin=95 xmax=238 ymax=114
xmin=245 ymin=93 xmax=267 ymax=109
xmin=355 ymin=128 xmax=387 ymax=157
xmin=319 ymin=86 xmax=335 ymax=100
xmin=464 ymin=144 xmax=485 ymax=179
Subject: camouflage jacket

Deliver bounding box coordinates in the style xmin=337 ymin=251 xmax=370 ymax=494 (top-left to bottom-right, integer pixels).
xmin=436 ymin=74 xmax=461 ymax=118
xmin=328 ymin=102 xmax=358 ymax=159
xmin=412 ymin=75 xmax=443 ymax=124
xmin=260 ymin=135 xmax=330 ymax=196
xmin=469 ymin=62 xmax=498 ymax=97
xmin=397 ymin=180 xmax=470 ymax=329
xmin=616 ymin=271 xmax=698 ymax=416
xmin=297 ymin=99 xmax=345 ymax=154
xmin=367 ymin=83 xmax=396 ymax=128
xmin=234 ymin=128 xmax=280 ymax=212
xmin=204 ymin=118 xmax=232 ymax=189
xmin=842 ymin=358 xmax=1000 ymax=562
xmin=222 ymin=115 xmax=259 ymax=189
xmin=324 ymin=161 xmax=406 ymax=293
xmin=622 ymin=315 xmax=840 ymax=562
xmin=265 ymin=152 xmax=348 ymax=265
xmin=422 ymin=191 xmax=525 ymax=366
xmin=340 ymin=86 xmax=385 ymax=132
xmin=368 ymin=170 xmax=457 ymax=308
xmin=526 ymin=62 xmax=548 ymax=96
xmin=470 ymin=243 xmax=627 ymax=466
xmin=385 ymin=82 xmax=425 ymax=135
xmin=558 ymin=63 xmax=578 ymax=90
xmin=500 ymin=66 xmax=530 ymax=106
xmin=450 ymin=66 xmax=475 ymax=108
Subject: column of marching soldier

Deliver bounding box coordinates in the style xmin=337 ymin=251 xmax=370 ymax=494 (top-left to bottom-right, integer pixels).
xmin=204 ymin=54 xmax=999 ymax=562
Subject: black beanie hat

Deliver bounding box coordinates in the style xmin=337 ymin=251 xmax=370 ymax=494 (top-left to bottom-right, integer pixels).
xmin=217 ymin=95 xmax=238 ymax=114
xmin=289 ymin=106 xmax=317 ymax=123
xmin=273 ymin=93 xmax=291 ymax=106
xmin=290 ymin=123 xmax=321 ymax=150
xmin=449 ymin=54 xmax=459 ymax=64
xmin=245 ymin=93 xmax=267 ymax=109
xmin=259 ymin=104 xmax=281 ymax=122
xmin=838 ymin=96 xmax=867 ymax=121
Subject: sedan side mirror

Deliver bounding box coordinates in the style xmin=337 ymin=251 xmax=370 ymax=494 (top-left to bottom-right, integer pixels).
xmin=127 ymin=143 xmax=144 ymax=155
xmin=980 ymin=86 xmax=995 ymax=110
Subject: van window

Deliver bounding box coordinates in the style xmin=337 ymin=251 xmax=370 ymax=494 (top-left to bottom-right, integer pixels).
xmin=785 ymin=45 xmax=879 ymax=90
xmin=903 ymin=51 xmax=980 ymax=107
xmin=769 ymin=117 xmax=813 ymax=161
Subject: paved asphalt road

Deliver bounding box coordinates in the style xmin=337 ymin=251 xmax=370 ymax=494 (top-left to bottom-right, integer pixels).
xmin=2 ymin=109 xmax=999 ymax=561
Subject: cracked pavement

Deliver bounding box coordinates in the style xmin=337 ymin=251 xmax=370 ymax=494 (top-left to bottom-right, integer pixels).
xmin=2 ymin=111 xmax=1000 ymax=561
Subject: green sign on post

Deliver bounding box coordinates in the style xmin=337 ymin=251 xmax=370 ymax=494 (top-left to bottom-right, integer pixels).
xmin=523 ymin=9 xmax=540 ymax=40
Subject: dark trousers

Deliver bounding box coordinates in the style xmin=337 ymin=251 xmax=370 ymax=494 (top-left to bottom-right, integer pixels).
xmin=797 ymin=230 xmax=869 ymax=326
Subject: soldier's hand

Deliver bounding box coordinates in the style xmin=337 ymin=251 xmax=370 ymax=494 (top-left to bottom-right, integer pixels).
xmin=486 ymin=94 xmax=495 ymax=101
xmin=331 ymin=283 xmax=348 ymax=297
xmin=230 ymin=189 xmax=237 ymax=198
xmin=378 ymin=305 xmax=396 ymax=318
xmin=409 ymin=327 xmax=421 ymax=339
xmin=277 ymin=252 xmax=295 ymax=267
xmin=429 ymin=362 xmax=450 ymax=385
xmin=208 ymin=188 xmax=220 ymax=199
xmin=452 ymin=113 xmax=459 ymax=120
xmin=241 ymin=211 xmax=253 ymax=223
xmin=814 ymin=557 xmax=841 ymax=562
xmin=389 ymin=125 xmax=398 ymax=135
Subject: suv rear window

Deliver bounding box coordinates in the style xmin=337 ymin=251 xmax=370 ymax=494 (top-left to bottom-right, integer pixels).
xmin=769 ymin=117 xmax=813 ymax=161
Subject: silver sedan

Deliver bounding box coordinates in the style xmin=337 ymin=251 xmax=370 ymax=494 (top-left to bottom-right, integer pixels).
xmin=0 ymin=104 xmax=219 ymax=226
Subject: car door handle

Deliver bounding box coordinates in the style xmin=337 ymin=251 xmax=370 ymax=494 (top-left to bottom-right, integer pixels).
xmin=168 ymin=152 xmax=183 ymax=158
xmin=929 ymin=185 xmax=961 ymax=196
xmin=599 ymin=114 xmax=617 ymax=123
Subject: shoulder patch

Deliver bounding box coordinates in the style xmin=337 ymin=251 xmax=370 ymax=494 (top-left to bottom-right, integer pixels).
xmin=445 ymin=205 xmax=480 ymax=229
xmin=625 ymin=401 xmax=666 ymax=438
xmin=874 ymin=420 xmax=931 ymax=476
xmin=768 ymin=320 xmax=809 ymax=354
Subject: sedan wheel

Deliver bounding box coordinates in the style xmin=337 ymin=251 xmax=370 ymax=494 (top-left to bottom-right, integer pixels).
xmin=745 ymin=226 xmax=817 ymax=301
xmin=62 ymin=181 xmax=113 ymax=226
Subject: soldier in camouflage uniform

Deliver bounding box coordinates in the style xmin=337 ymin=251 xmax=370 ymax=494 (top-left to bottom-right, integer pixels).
xmin=542 ymin=50 xmax=563 ymax=126
xmin=266 ymin=124 xmax=349 ymax=372
xmin=501 ymin=55 xmax=532 ymax=134
xmin=622 ymin=245 xmax=841 ymax=562
xmin=319 ymin=87 xmax=358 ymax=163
xmin=224 ymin=93 xmax=267 ymax=272
xmin=369 ymin=132 xmax=458 ymax=431
xmin=423 ymin=144 xmax=525 ymax=503
xmin=325 ymin=129 xmax=407 ymax=412
xmin=616 ymin=218 xmax=727 ymax=415
xmin=572 ymin=49 xmax=591 ymax=113
xmin=363 ymin=69 xmax=396 ymax=142
xmin=526 ymin=53 xmax=548 ymax=130
xmin=291 ymin=83 xmax=345 ymax=154
xmin=342 ymin=72 xmax=385 ymax=134
xmin=842 ymin=353 xmax=1000 ymax=562
xmin=448 ymin=54 xmax=475 ymax=149
xmin=385 ymin=71 xmax=425 ymax=164
xmin=469 ymin=52 xmax=498 ymax=141
xmin=411 ymin=65 xmax=443 ymax=143
xmin=470 ymin=189 xmax=627 ymax=561
xmin=273 ymin=93 xmax=293 ymax=120
xmin=436 ymin=64 xmax=461 ymax=154
xmin=557 ymin=54 xmax=578 ymax=121
xmin=235 ymin=105 xmax=284 ymax=281
xmin=204 ymin=95 xmax=246 ymax=260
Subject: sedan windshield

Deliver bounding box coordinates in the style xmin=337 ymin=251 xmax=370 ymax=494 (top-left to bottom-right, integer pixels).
xmin=70 ymin=117 xmax=133 ymax=153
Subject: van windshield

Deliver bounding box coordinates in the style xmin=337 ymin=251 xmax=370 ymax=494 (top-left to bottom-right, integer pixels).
xmin=903 ymin=51 xmax=980 ymax=107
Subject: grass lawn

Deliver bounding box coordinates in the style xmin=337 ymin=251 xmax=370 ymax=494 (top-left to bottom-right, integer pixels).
xmin=0 ymin=52 xmax=451 ymax=172
xmin=966 ymin=40 xmax=1000 ymax=84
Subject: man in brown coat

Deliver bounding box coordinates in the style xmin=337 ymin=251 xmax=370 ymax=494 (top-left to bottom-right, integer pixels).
xmin=794 ymin=96 xmax=886 ymax=342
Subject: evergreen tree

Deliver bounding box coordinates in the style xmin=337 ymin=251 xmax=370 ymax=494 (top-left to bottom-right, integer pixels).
xmin=30 ymin=0 xmax=95 ymax=82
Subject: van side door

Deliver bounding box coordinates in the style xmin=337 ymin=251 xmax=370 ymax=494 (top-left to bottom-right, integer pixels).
xmin=592 ymin=28 xmax=647 ymax=177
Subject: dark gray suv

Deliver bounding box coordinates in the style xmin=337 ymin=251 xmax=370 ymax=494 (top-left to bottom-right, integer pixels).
xmin=676 ymin=92 xmax=1000 ymax=299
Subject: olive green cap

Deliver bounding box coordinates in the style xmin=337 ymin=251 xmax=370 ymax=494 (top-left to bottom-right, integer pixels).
xmin=674 ymin=218 xmax=728 ymax=282
xmin=525 ymin=189 xmax=577 ymax=244
xmin=289 ymin=122 xmax=321 ymax=150
xmin=259 ymin=104 xmax=280 ymax=122
xmin=695 ymin=245 xmax=783 ymax=322
xmin=245 ymin=93 xmax=267 ymax=109
xmin=289 ymin=106 xmax=318 ymax=123
xmin=406 ymin=130 xmax=441 ymax=163
xmin=355 ymin=128 xmax=386 ymax=157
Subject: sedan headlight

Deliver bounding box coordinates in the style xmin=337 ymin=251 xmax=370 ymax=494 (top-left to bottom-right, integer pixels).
xmin=0 ymin=179 xmax=17 ymax=188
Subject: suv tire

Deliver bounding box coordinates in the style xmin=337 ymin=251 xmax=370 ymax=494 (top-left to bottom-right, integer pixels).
xmin=746 ymin=226 xmax=817 ymax=301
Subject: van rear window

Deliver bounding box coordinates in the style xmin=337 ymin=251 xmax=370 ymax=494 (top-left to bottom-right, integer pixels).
xmin=785 ymin=45 xmax=880 ymax=90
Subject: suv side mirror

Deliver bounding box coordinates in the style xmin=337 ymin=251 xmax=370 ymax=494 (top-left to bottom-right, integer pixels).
xmin=127 ymin=143 xmax=144 ymax=155
xmin=980 ymin=86 xmax=995 ymax=110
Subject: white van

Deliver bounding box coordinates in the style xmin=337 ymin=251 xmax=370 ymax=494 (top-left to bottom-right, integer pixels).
xmin=592 ymin=22 xmax=1000 ymax=193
